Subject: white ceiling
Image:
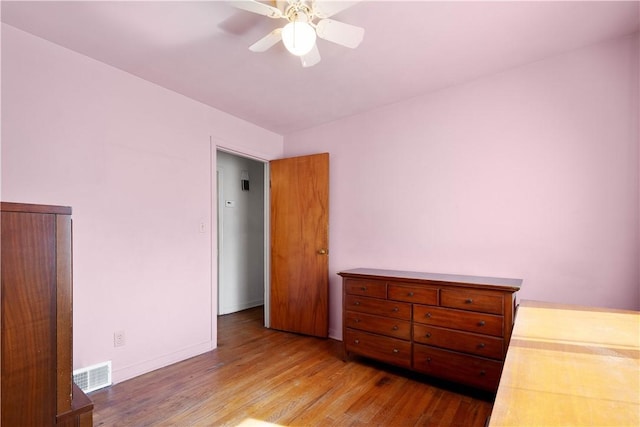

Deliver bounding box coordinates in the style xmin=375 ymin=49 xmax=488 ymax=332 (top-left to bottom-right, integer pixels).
xmin=2 ymin=1 xmax=639 ymax=135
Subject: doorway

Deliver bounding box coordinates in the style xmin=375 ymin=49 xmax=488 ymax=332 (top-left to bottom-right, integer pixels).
xmin=216 ymin=150 xmax=268 ymax=319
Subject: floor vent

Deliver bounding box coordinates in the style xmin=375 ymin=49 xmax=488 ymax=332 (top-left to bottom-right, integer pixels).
xmin=73 ymin=361 xmax=112 ymax=393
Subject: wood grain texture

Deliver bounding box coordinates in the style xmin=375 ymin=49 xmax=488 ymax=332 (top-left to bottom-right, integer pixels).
xmin=1 ymin=202 xmax=91 ymax=426
xmin=0 ymin=202 xmax=71 ymax=215
xmin=413 ymin=305 xmax=504 ymax=337
xmin=341 ymin=270 xmax=520 ymax=392
xmin=490 ymin=300 xmax=640 ymax=426
xmin=57 ymin=215 xmax=73 ymax=413
xmin=345 ymin=310 xmax=412 ymax=340
xmin=339 ymin=269 xmax=522 ymax=291
xmin=413 ymin=324 xmax=504 ymax=359
xmin=90 ymin=307 xmax=494 ymax=426
xmin=1 ymin=211 xmax=57 ymax=425
xmin=440 ymin=289 xmax=504 ymax=315
xmin=270 ymin=153 xmax=329 ymax=338
xmin=57 ymin=384 xmax=94 ymax=427
xmin=344 ymin=294 xmax=412 ymax=320
xmin=387 ymin=283 xmax=439 ymax=305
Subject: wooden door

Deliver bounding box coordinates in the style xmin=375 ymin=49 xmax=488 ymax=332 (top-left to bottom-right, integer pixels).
xmin=270 ymin=153 xmax=329 ymax=338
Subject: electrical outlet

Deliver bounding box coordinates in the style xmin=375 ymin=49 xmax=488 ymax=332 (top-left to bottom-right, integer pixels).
xmin=114 ymin=330 xmax=126 ymax=347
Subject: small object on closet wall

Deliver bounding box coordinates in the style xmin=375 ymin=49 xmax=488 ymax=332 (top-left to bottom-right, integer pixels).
xmin=241 ymin=170 xmax=250 ymax=191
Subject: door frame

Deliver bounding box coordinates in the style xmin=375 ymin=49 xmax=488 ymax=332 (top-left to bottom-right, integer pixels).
xmin=212 ymin=143 xmax=271 ymax=332
xmin=216 ymin=168 xmax=224 ymax=315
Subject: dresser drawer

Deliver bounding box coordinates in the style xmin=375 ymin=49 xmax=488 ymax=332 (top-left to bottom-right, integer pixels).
xmin=440 ymin=288 xmax=503 ymax=315
xmin=414 ymin=305 xmax=503 ymax=337
xmin=345 ymin=279 xmax=387 ymax=298
xmin=413 ymin=344 xmax=503 ymax=391
xmin=345 ymin=329 xmax=411 ymax=368
xmin=387 ymin=283 xmax=438 ymax=305
xmin=413 ymin=324 xmax=504 ymax=359
xmin=344 ymin=295 xmax=411 ymax=320
xmin=346 ymin=311 xmax=411 ymax=340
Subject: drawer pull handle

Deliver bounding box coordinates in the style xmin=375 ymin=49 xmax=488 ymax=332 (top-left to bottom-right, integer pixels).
xmin=425 ymin=313 xmax=432 ymax=318
xmin=392 ymin=307 xmax=399 ymax=312
xmin=354 ymin=301 xmax=361 ymax=306
xmin=355 ymin=319 xmax=360 ymax=323
xmin=465 ymin=298 xmax=473 ymax=304
xmin=354 ymin=339 xmax=360 ymax=344
xmin=426 ymin=357 xmax=432 ymax=363
xmin=425 ymin=333 xmax=431 ymax=338
xmin=392 ymin=349 xmax=399 ymax=353
xmin=478 ymin=320 xmax=485 ymax=327
xmin=408 ymin=292 xmax=414 ymax=297
xmin=360 ymin=286 xmax=367 ymax=291
xmin=479 ymin=370 xmax=486 ymax=376
xmin=392 ymin=325 xmax=399 ymax=331
xmin=478 ymin=343 xmax=485 ymax=348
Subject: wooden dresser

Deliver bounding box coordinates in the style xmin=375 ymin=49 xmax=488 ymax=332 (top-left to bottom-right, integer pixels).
xmin=1 ymin=202 xmax=93 ymax=426
xmin=339 ymin=268 xmax=522 ymax=391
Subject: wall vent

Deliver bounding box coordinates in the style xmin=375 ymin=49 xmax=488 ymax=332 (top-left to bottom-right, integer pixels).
xmin=73 ymin=361 xmax=112 ymax=393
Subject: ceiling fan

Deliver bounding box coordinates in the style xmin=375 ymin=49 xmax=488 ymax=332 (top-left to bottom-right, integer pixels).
xmin=230 ymin=0 xmax=364 ymax=67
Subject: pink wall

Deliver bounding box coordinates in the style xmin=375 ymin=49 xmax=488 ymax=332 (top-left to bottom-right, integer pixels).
xmin=1 ymin=24 xmax=283 ymax=383
xmin=284 ymin=34 xmax=640 ymax=339
xmin=2 ymin=19 xmax=638 ymax=382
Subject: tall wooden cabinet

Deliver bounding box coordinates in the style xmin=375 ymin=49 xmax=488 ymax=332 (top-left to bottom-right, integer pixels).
xmin=1 ymin=202 xmax=93 ymax=426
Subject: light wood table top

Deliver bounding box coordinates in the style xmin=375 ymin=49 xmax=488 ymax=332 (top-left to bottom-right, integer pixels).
xmin=489 ymin=300 xmax=640 ymax=426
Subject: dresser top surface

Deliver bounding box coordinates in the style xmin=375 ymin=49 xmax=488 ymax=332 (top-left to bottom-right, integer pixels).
xmin=338 ymin=268 xmax=522 ymax=291
xmin=1 ymin=201 xmax=72 ymax=215
xmin=490 ymin=299 xmax=640 ymax=426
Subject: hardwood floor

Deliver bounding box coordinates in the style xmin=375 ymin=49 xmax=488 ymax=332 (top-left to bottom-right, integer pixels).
xmin=91 ymin=307 xmax=493 ymax=426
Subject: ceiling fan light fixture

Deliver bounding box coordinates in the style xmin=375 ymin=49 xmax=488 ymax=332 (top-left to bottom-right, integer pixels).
xmin=232 ymin=0 xmax=365 ymax=67
xmin=281 ymin=14 xmax=316 ymax=56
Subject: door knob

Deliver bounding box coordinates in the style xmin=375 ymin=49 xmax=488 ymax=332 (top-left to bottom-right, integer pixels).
xmin=317 ymin=249 xmax=328 ymax=255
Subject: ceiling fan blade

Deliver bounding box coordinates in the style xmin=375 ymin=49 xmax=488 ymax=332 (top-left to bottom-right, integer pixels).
xmin=275 ymin=0 xmax=292 ymax=12
xmin=229 ymin=0 xmax=283 ymax=18
xmin=315 ymin=19 xmax=364 ymax=49
xmin=301 ymin=44 xmax=321 ymax=68
xmin=249 ymin=28 xmax=283 ymax=52
xmin=312 ymin=0 xmax=359 ymax=19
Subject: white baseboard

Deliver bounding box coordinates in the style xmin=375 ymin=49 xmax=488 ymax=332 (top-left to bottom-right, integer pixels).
xmin=111 ymin=340 xmax=214 ymax=385
xmin=219 ymin=299 xmax=264 ymax=315
xmin=329 ymin=327 xmax=342 ymax=341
